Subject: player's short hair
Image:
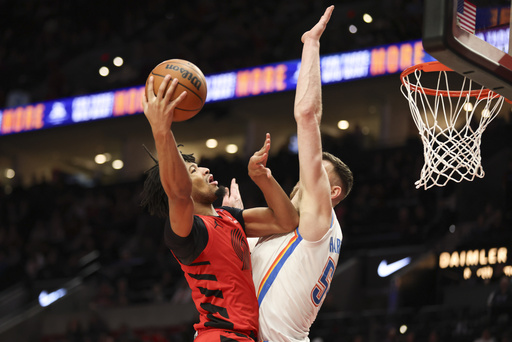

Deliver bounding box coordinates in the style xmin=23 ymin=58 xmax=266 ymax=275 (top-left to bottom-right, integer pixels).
xmin=140 ymin=146 xmax=195 ymax=218
xmin=322 ymin=151 xmax=353 ymax=201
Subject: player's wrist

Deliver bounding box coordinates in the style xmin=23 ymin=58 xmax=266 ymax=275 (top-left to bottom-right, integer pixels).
xmin=152 ymin=127 xmax=172 ymax=140
xmin=302 ymin=37 xmax=321 ymax=46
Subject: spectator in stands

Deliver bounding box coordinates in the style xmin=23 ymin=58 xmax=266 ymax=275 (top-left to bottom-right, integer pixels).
xmin=85 ymin=312 xmax=109 ymax=342
xmin=116 ymin=323 xmax=142 ymax=342
xmin=65 ymin=318 xmax=85 ymax=342
xmin=474 ymin=327 xmax=497 ymax=342
xmin=488 ymin=276 xmax=512 ymax=328
xmin=404 ymin=331 xmax=416 ymax=342
xmin=500 ymin=331 xmax=512 ymax=342
xmin=427 ymin=330 xmax=440 ymax=342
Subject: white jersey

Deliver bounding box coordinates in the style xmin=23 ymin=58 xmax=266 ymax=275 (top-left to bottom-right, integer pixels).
xmin=251 ymin=209 xmax=343 ymax=342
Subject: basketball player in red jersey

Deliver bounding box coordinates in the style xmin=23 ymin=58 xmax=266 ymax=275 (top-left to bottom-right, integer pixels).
xmin=142 ymin=75 xmax=299 ymax=341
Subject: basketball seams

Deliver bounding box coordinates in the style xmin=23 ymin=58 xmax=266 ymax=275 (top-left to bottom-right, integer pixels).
xmin=158 ymin=59 xmax=206 ymax=81
xmin=170 ymin=59 xmax=206 ymax=79
xmin=145 ymin=58 xmax=207 ymax=121
xmin=150 ymin=72 xmax=204 ymax=110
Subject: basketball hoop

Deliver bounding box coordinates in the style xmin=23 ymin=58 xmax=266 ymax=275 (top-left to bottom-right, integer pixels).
xmin=400 ymin=61 xmax=506 ymax=190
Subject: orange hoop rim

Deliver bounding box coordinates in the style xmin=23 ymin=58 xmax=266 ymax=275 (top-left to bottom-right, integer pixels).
xmin=400 ymin=61 xmax=499 ymax=100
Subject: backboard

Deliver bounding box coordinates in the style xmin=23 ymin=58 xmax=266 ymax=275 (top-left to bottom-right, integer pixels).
xmin=423 ymin=0 xmax=512 ymax=100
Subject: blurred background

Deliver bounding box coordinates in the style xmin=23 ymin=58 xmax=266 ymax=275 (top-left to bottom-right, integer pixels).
xmin=1 ymin=0 xmax=512 ymax=341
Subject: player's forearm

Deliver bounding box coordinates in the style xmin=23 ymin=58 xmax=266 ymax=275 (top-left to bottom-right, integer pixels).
xmin=294 ymin=36 xmax=330 ymax=205
xmin=253 ymin=175 xmax=299 ymax=231
xmin=153 ymin=130 xmax=192 ymax=200
xmin=294 ymin=39 xmax=322 ymax=123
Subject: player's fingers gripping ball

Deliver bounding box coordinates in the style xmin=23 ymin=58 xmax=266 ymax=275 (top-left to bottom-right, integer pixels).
xmin=145 ymin=59 xmax=207 ymax=121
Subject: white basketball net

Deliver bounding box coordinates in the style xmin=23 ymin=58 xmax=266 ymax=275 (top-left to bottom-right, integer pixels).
xmin=401 ymin=64 xmax=505 ymax=190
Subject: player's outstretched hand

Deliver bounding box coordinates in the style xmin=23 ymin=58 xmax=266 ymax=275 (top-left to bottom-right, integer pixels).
xmin=222 ymin=178 xmax=244 ymax=209
xmin=301 ymin=5 xmax=334 ymax=43
xmin=142 ymin=75 xmax=187 ymax=135
xmin=248 ymin=133 xmax=272 ymax=179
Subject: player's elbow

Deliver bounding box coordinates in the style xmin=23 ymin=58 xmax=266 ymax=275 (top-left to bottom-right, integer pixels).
xmin=277 ymin=212 xmax=299 ymax=233
xmin=295 ymin=97 xmax=321 ymax=116
xmin=294 ymin=106 xmax=320 ymax=126
xmin=286 ymin=218 xmax=299 ymax=232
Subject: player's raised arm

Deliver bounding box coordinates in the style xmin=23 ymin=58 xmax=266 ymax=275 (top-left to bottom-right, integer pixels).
xmin=294 ymin=6 xmax=337 ymax=241
xmin=142 ymin=74 xmax=194 ymax=237
xmin=243 ymin=133 xmax=299 ymax=237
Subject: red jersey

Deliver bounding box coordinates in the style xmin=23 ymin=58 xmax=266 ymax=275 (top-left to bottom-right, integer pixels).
xmin=169 ymin=207 xmax=258 ymax=339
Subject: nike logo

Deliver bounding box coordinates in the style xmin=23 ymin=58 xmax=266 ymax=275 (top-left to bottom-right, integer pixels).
xmin=377 ymin=257 xmax=411 ymax=277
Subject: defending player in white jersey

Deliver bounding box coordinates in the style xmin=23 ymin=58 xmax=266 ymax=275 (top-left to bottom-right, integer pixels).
xmin=250 ymin=6 xmax=354 ymax=342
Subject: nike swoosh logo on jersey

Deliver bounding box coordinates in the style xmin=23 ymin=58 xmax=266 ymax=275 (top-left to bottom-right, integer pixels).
xmin=377 ymin=257 xmax=411 ymax=277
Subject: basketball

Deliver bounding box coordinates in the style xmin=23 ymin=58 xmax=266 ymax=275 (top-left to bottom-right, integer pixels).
xmin=145 ymin=59 xmax=207 ymax=122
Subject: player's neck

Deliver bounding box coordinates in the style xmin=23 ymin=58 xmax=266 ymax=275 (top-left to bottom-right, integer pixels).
xmin=194 ymin=202 xmax=217 ymax=216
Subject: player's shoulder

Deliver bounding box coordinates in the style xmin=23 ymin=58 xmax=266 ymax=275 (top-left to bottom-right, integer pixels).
xmin=217 ymin=206 xmax=245 ymax=227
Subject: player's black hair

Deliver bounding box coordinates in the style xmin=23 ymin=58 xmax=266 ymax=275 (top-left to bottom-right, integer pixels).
xmin=140 ymin=144 xmax=195 ymax=218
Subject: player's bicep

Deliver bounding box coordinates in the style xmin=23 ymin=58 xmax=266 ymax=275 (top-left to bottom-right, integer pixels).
xmin=297 ymin=124 xmax=328 ymax=192
xmin=296 ymin=119 xmax=330 ymax=200
xmin=296 ymin=116 xmax=323 ymax=179
xmin=298 ymin=194 xmax=332 ymax=241
xmin=168 ymin=196 xmax=195 ymax=237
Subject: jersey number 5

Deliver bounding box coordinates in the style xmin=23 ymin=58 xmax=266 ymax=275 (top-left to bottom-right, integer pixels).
xmin=311 ymin=257 xmax=335 ymax=306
